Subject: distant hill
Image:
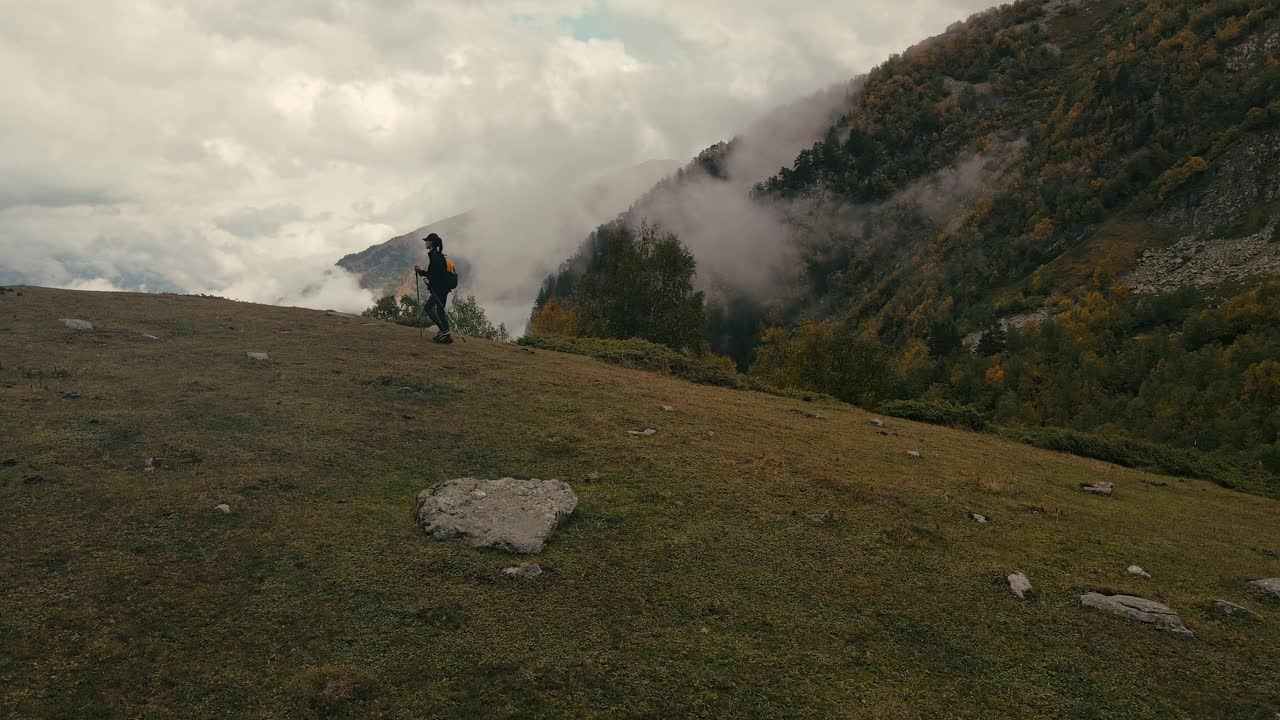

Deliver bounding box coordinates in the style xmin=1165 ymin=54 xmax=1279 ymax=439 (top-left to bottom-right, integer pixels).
xmin=3 ymin=285 xmax=1279 ymax=718
xmin=534 ymin=0 xmax=1280 ymax=487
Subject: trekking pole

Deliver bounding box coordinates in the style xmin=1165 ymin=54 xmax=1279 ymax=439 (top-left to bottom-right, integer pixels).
xmin=414 ymin=274 xmax=424 ymax=338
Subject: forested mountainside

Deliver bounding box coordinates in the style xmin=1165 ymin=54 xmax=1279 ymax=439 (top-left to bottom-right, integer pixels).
xmin=532 ymin=0 xmax=1280 ymax=487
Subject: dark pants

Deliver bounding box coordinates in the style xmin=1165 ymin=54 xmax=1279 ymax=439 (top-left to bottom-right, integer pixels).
xmin=425 ymin=290 xmax=450 ymax=334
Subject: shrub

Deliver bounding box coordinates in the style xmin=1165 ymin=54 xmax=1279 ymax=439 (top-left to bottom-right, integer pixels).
xmin=1012 ymin=426 xmax=1242 ymax=487
xmin=878 ymin=400 xmax=990 ymax=430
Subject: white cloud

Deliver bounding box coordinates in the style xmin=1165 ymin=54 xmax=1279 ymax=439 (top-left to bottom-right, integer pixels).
xmin=0 ymin=0 xmax=992 ymax=319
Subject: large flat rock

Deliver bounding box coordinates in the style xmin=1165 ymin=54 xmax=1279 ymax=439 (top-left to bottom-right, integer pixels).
xmin=1080 ymin=593 xmax=1194 ymax=638
xmin=415 ymin=477 xmax=578 ymax=554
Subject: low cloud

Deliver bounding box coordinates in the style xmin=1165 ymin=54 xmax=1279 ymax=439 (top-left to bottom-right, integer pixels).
xmin=0 ymin=0 xmax=993 ymax=319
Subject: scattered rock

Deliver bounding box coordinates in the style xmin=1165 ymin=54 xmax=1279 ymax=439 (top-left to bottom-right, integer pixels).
xmin=1127 ymin=565 xmax=1152 ymax=578
xmin=661 ymin=405 xmax=673 ymax=412
xmin=906 ymin=451 xmax=922 ymax=460
xmin=1249 ymin=578 xmax=1280 ymax=599
xmin=789 ymin=409 xmax=825 ymax=420
xmin=213 ymin=504 xmax=232 ymax=514
xmin=1079 ymin=592 xmax=1195 ymax=638
xmin=414 ymin=477 xmax=578 ymax=554
xmin=869 ymin=418 xmax=885 ymax=427
xmin=144 ymin=458 xmax=155 ymax=472
xmin=1212 ymin=600 xmax=1257 ymax=619
xmin=141 ymin=334 xmax=160 ymax=341
xmin=1008 ymin=572 xmax=1032 ymax=599
xmin=627 ymin=429 xmax=657 ymax=437
xmin=60 ymin=318 xmax=93 ymax=331
xmin=502 ymin=563 xmax=543 ymax=578
xmin=1080 ymin=481 xmax=1114 ymax=496
xmin=245 ymin=352 xmax=269 ymax=361
xmin=57 ymin=390 xmax=81 ymax=400
xmin=583 ymin=472 xmax=603 ymax=484
xmin=968 ymin=512 xmax=990 ymax=524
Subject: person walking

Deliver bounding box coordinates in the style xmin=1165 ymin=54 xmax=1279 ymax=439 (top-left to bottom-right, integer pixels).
xmin=414 ymin=233 xmax=459 ymax=344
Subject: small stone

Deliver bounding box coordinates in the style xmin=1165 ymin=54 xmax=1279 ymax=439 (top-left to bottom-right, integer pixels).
xmin=1008 ymin=572 xmax=1032 ymax=599
xmin=144 ymin=458 xmax=155 ymax=472
xmin=627 ymin=429 xmax=657 ymax=436
xmin=1080 ymin=592 xmax=1194 ymax=638
xmin=245 ymin=352 xmax=269 ymax=361
xmin=906 ymin=451 xmax=922 ymax=460
xmin=1081 ymin=481 xmax=1114 ymax=496
xmin=57 ymin=390 xmax=81 ymax=400
xmin=869 ymin=418 xmax=885 ymax=427
xmin=1212 ymin=600 xmax=1257 ymax=619
xmin=1127 ymin=565 xmax=1152 ymax=578
xmin=60 ymin=318 xmax=93 ymax=331
xmin=583 ymin=472 xmax=602 ymax=484
xmin=804 ymin=511 xmax=831 ymax=524
xmin=502 ymin=563 xmax=543 ymax=578
xmin=661 ymin=405 xmax=673 ymax=412
xmin=214 ymin=504 xmax=232 ymax=514
xmin=471 ymin=490 xmax=487 ymax=499
xmin=1249 ymin=578 xmax=1280 ymax=599
xmin=968 ymin=512 xmax=990 ymax=524
xmin=141 ymin=334 xmax=160 ymax=340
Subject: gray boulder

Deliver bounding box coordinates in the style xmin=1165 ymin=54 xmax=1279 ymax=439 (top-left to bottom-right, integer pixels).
xmin=1249 ymin=578 xmax=1280 ymax=599
xmin=1008 ymin=572 xmax=1032 ymax=599
xmin=1213 ymin=600 xmax=1257 ymax=619
xmin=415 ymin=477 xmax=578 ymax=554
xmin=1080 ymin=592 xmax=1195 ymax=638
xmin=906 ymin=451 xmax=922 ymax=460
xmin=60 ymin=318 xmax=93 ymax=331
xmin=213 ymin=503 xmax=232 ymax=514
xmin=1127 ymin=565 xmax=1152 ymax=578
xmin=1081 ymin=481 xmax=1114 ymax=496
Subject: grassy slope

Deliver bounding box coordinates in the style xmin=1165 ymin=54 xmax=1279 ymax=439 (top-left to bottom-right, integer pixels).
xmin=2 ymin=287 xmax=1278 ymax=720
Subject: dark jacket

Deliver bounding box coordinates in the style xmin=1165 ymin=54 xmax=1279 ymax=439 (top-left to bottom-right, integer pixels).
xmin=417 ymin=248 xmax=451 ymax=292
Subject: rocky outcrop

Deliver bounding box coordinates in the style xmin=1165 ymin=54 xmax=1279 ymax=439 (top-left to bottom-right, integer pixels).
xmin=1080 ymin=593 xmax=1195 ymax=638
xmin=1124 ymin=220 xmax=1280 ymax=295
xmin=415 ymin=478 xmax=578 ymax=554
xmin=1153 ymin=129 xmax=1280 ymax=233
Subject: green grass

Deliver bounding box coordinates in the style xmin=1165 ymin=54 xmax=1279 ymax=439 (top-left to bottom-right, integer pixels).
xmin=2 ymin=287 xmax=1279 ymax=719
xmin=518 ymin=334 xmax=831 ymax=401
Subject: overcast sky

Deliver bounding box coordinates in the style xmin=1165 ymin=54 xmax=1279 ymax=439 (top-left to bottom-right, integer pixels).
xmin=0 ymin=0 xmax=992 ymax=322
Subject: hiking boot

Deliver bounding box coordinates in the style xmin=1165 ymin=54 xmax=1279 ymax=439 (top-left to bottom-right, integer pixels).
xmin=433 ymin=333 xmax=454 ymax=344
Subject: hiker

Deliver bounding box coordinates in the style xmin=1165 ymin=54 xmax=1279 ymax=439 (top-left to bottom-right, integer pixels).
xmin=414 ymin=233 xmax=459 ymax=344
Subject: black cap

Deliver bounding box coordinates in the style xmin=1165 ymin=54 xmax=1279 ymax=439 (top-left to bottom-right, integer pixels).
xmin=424 ymin=232 xmax=442 ymax=250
